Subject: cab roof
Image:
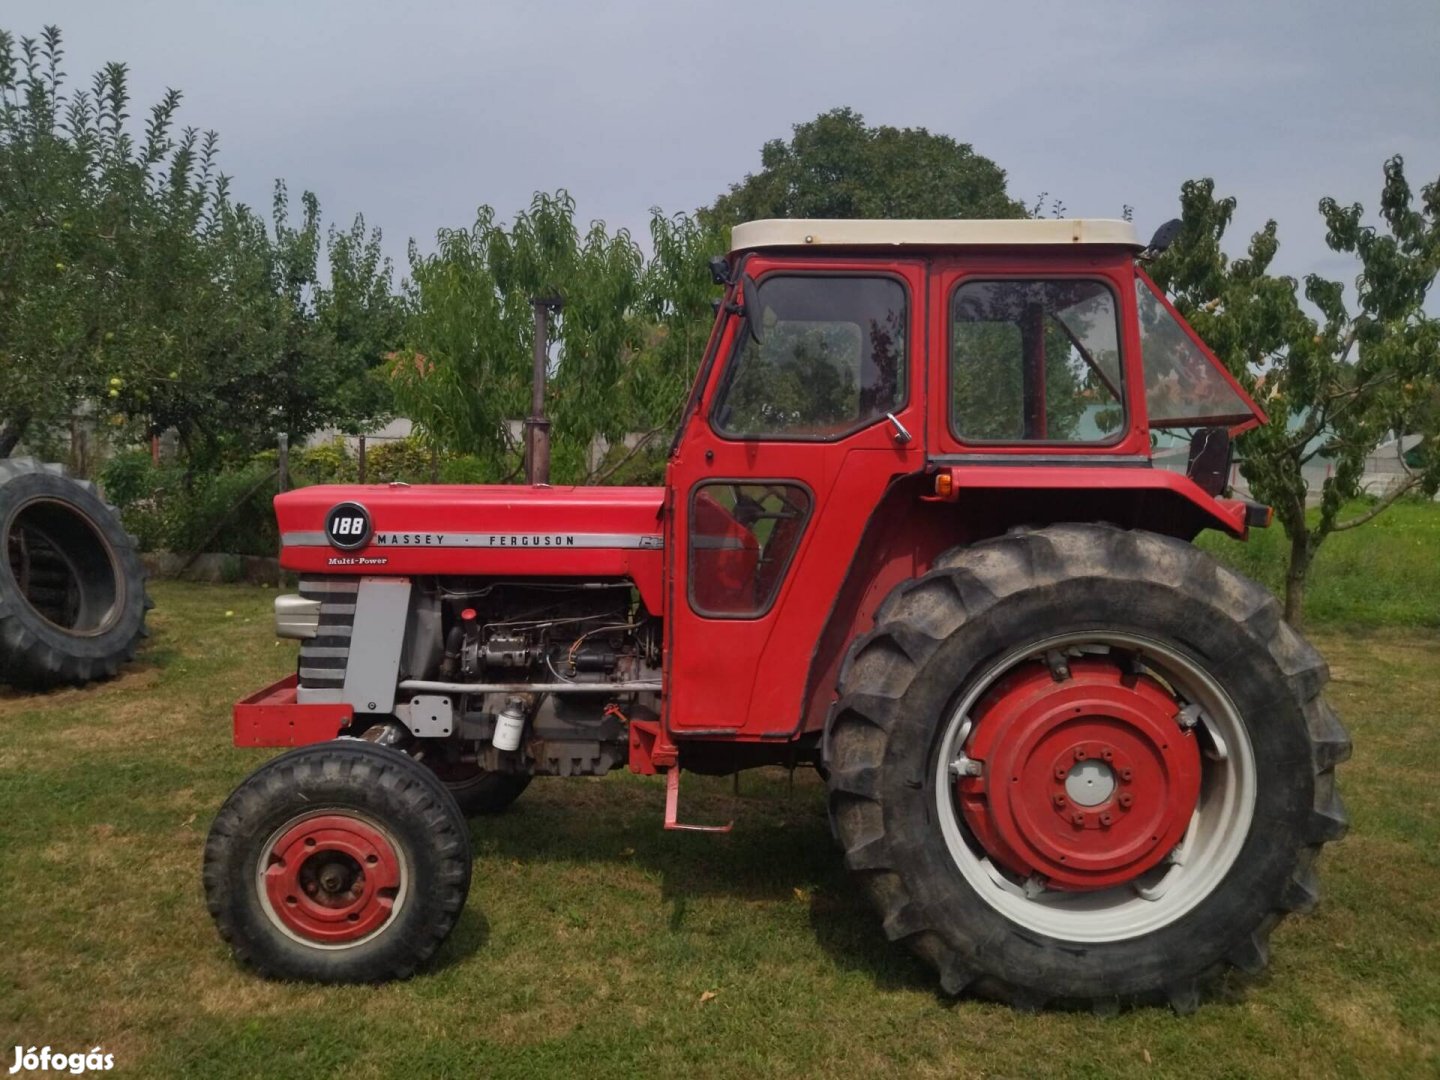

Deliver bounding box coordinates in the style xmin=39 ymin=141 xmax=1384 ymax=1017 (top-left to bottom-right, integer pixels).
xmin=730 ymin=218 xmax=1142 ymax=253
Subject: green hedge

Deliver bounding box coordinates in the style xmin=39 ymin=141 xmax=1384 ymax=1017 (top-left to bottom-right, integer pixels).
xmin=100 ymin=438 xmax=496 ymax=556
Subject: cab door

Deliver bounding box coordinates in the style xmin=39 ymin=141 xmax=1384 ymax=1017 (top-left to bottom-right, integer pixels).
xmin=664 ymin=257 xmax=926 ymax=735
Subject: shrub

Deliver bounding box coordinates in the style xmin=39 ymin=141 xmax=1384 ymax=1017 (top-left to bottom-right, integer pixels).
xmin=290 ymin=439 xmax=354 ymax=486
xmin=101 ymin=451 xmax=280 ymax=556
xmin=365 ymin=437 xmax=438 ymax=483
xmin=100 ymin=450 xmax=159 ymax=507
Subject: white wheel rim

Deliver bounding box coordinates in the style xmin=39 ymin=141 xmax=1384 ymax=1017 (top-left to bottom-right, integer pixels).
xmin=933 ymin=632 xmax=1256 ymax=943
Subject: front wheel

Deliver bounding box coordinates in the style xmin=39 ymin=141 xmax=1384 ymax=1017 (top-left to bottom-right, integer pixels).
xmin=203 ymin=741 xmax=472 ymax=983
xmin=825 ymin=524 xmax=1350 ymax=1011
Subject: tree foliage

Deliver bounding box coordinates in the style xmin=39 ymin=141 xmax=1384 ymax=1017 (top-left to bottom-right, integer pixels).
xmin=0 ymin=25 xmax=401 ymax=465
xmin=1148 ymin=158 xmax=1440 ymax=624
xmin=706 ymin=107 xmax=1024 ymax=225
xmin=391 ymin=192 xmax=725 ymax=483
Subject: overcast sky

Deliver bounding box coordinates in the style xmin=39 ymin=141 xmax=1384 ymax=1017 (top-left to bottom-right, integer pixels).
xmin=12 ymin=1 xmax=1440 ymax=291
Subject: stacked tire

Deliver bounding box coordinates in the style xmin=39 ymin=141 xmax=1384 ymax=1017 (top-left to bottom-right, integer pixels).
xmin=0 ymin=458 xmax=150 ymax=689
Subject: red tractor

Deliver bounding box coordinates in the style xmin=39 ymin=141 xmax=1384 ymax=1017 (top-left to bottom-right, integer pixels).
xmin=203 ymin=218 xmax=1348 ymax=1010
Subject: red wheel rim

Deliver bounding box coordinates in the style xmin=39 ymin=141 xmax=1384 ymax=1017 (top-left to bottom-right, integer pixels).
xmin=957 ymin=657 xmax=1202 ymax=891
xmin=261 ymin=812 xmax=404 ymax=945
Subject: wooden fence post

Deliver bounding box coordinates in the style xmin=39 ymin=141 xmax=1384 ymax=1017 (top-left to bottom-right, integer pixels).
xmin=277 ymin=433 xmax=289 ymax=588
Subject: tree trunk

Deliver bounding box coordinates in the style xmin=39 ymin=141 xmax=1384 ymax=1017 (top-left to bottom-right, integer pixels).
xmin=0 ymin=411 xmax=31 ymax=458
xmin=1284 ymin=526 xmax=1311 ymax=627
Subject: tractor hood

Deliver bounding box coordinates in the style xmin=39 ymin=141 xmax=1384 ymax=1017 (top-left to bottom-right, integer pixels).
xmin=275 ymin=483 xmax=667 ymax=611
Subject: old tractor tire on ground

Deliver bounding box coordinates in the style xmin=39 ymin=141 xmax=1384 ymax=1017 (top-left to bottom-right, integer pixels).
xmin=825 ymin=523 xmax=1350 ymax=1012
xmin=203 ymin=740 xmax=473 ymax=983
xmin=0 ymin=458 xmax=150 ymax=689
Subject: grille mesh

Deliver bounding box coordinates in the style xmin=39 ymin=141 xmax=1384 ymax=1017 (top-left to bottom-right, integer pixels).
xmin=297 ymin=577 xmax=356 ymax=689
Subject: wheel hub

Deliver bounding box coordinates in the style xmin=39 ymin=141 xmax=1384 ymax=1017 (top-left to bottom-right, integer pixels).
xmin=262 ymin=813 xmax=402 ymax=944
xmin=1064 ymin=759 xmax=1115 ymax=806
xmin=956 ymin=657 xmax=1202 ymax=891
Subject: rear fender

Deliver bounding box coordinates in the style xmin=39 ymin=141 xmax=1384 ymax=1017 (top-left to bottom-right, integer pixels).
xmin=800 ymin=465 xmax=1251 ymax=737
xmin=926 ymin=463 xmax=1248 ymax=539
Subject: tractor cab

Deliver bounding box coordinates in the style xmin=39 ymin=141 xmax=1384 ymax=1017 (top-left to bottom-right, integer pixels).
xmin=661 ymin=218 xmax=1268 ymax=744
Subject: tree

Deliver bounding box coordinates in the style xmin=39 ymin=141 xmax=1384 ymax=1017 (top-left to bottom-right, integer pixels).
xmin=314 ymin=212 xmax=405 ymax=431
xmin=128 ymin=183 xmax=401 ymax=468
xmin=0 ymin=24 xmax=402 ymax=467
xmin=706 ymin=107 xmax=1024 ymax=225
xmin=1148 ymin=157 xmax=1440 ymax=624
xmin=392 ymin=192 xmax=724 ymax=483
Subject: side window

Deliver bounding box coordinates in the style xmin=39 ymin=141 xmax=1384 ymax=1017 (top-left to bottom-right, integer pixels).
xmin=951 ymin=279 xmax=1125 ymax=443
xmin=689 ymin=482 xmax=812 ymax=617
xmin=712 ymin=276 xmax=906 ymax=439
xmin=1135 ymin=277 xmax=1258 ymax=428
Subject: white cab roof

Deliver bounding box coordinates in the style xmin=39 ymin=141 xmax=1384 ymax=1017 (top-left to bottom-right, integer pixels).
xmin=730 ymin=218 xmax=1142 ymax=253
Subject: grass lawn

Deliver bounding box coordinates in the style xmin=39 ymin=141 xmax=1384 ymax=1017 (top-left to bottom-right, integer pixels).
xmin=1 ymin=564 xmax=1438 ymax=1076
xmin=1197 ymin=498 xmax=1440 ymax=628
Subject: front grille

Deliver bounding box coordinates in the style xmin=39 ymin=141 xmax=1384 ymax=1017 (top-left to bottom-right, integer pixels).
xmin=297 ymin=577 xmax=357 ymax=689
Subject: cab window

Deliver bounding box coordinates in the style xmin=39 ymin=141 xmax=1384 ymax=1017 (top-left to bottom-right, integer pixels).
xmin=689 ymin=482 xmax=813 ymax=617
xmin=951 ymin=279 xmax=1125 ymax=443
xmin=712 ymin=276 xmax=906 ymax=439
xmin=1135 ymin=277 xmax=1257 ymax=428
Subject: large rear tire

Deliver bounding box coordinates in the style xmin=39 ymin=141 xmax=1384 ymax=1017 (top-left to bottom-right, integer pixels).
xmin=203 ymin=740 xmax=473 ymax=983
xmin=0 ymin=458 xmax=150 ymax=688
xmin=825 ymin=524 xmax=1349 ymax=1011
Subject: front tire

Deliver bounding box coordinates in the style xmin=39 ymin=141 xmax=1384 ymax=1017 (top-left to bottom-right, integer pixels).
xmin=825 ymin=524 xmax=1349 ymax=1011
xmin=203 ymin=740 xmax=473 ymax=983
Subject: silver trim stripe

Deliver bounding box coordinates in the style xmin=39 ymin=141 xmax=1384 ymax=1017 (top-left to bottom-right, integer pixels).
xmin=284 ymin=531 xmax=664 ymax=550
xmin=298 ymin=578 xmax=360 ymax=593
xmin=399 ymin=678 xmax=663 ymax=695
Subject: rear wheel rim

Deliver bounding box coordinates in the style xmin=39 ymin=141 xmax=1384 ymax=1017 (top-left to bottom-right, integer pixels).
xmin=4 ymin=496 xmax=123 ymax=636
xmin=256 ymin=810 xmax=409 ymax=949
xmin=934 ymin=632 xmax=1255 ymax=943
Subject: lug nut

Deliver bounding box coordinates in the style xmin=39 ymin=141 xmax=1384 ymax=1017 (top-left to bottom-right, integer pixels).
xmin=1054 ymin=766 xmax=1068 ymax=779
xmin=1053 ymin=794 xmax=1067 ymax=807
xmin=1119 ymin=767 xmax=1133 ymax=781
xmin=1101 ymin=748 xmax=1114 ymax=761
xmin=1118 ymin=793 xmax=1134 ymax=808
xmin=1074 ymin=747 xmax=1087 ymax=760
xmin=1099 ymin=812 xmax=1114 ymax=827
xmin=1071 ymin=811 xmax=1086 ymax=826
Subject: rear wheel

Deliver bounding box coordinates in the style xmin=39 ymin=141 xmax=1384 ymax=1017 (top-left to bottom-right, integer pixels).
xmin=825 ymin=524 xmax=1349 ymax=1011
xmin=203 ymin=740 xmax=472 ymax=983
xmin=429 ymin=760 xmax=532 ymax=815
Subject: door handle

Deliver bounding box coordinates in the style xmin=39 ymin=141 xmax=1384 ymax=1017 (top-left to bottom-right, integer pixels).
xmin=885 ymin=412 xmax=913 ymax=445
